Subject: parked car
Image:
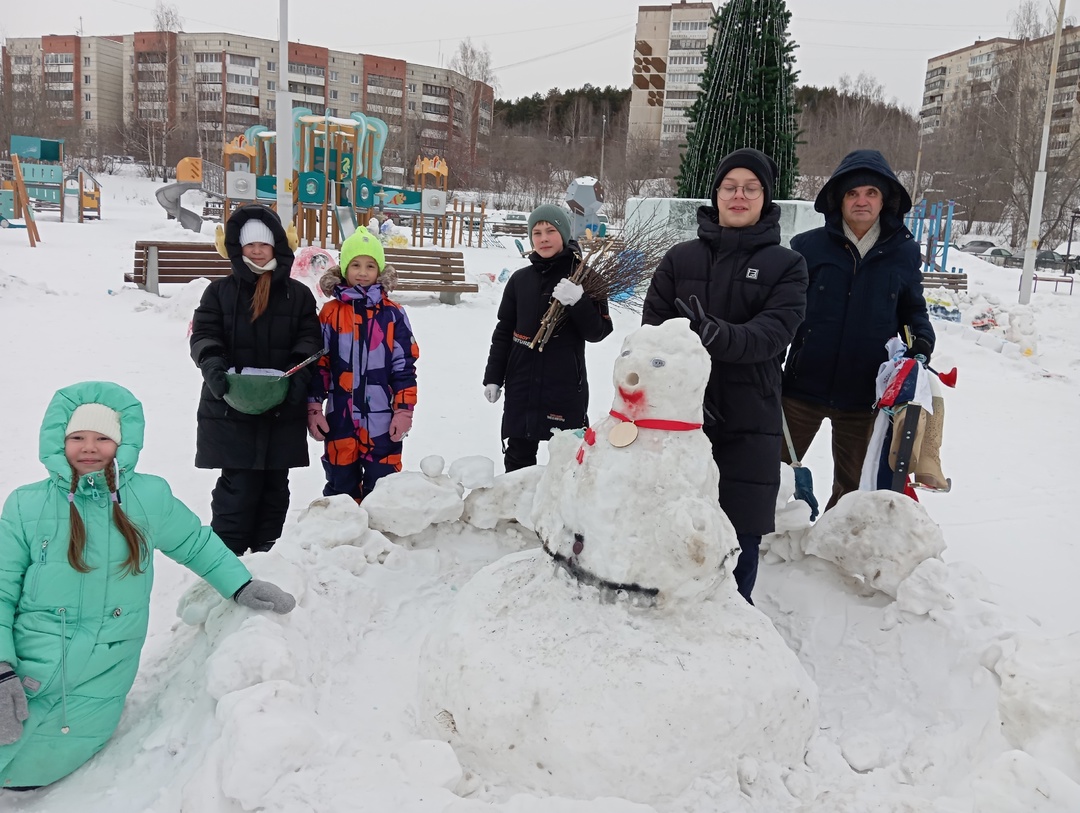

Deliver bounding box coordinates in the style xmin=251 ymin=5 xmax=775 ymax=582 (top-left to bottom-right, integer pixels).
xmin=980 ymin=247 xmax=1014 ymax=266
xmin=959 ymin=239 xmax=997 ymax=254
xmin=1004 ymin=250 xmax=1069 ymax=272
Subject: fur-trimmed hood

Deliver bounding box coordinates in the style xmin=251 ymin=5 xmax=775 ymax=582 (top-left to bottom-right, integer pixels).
xmin=318 ymin=263 xmax=399 ymax=297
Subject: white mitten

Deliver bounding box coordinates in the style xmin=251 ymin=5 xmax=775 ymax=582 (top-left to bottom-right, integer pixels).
xmin=484 ymin=384 xmax=502 ymax=404
xmin=552 ymin=278 xmax=583 ymax=306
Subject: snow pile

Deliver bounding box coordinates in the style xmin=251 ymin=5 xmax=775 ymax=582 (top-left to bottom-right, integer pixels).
xmin=802 ymin=490 xmax=946 ymax=597
xmin=418 ymin=549 xmax=819 ymax=804
xmin=989 ymin=633 xmax=1080 ymax=784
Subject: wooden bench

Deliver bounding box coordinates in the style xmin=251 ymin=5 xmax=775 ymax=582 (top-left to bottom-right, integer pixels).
xmin=1025 ymin=273 xmax=1074 ymax=295
xmin=921 ymin=271 xmax=968 ymax=292
xmin=127 ymin=241 xmax=478 ymax=304
xmin=384 ymin=247 xmax=478 ymax=305
xmin=129 ymin=241 xmax=229 ymax=295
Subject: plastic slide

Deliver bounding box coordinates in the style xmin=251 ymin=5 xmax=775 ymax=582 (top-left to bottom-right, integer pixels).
xmin=155 ymin=182 xmax=203 ymax=232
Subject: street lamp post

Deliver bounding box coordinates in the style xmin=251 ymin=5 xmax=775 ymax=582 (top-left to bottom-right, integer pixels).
xmin=599 ymin=114 xmax=606 ymax=182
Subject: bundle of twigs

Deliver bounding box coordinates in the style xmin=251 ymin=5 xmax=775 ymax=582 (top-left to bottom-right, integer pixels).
xmin=530 ymin=239 xmax=610 ymax=351
xmin=530 ymin=215 xmax=684 ymax=351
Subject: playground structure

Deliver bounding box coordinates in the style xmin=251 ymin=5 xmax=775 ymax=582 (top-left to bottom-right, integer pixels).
xmin=906 ymin=200 xmax=958 ymax=274
xmin=565 ymin=176 xmax=606 ymax=239
xmin=0 ymin=155 xmax=43 ymax=246
xmin=161 ymin=108 xmax=484 ymax=249
xmin=1 ymin=135 xmax=102 ymax=229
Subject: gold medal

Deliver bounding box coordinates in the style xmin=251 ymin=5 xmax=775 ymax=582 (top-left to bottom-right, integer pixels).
xmin=608 ymin=421 xmax=639 ymax=448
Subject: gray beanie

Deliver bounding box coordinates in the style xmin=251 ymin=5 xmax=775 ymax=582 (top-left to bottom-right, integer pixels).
xmin=527 ymin=204 xmax=572 ymax=247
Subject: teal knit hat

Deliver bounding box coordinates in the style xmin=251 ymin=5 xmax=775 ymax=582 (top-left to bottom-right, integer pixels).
xmin=527 ymin=204 xmax=572 ymax=247
xmin=339 ymin=231 xmax=386 ymax=277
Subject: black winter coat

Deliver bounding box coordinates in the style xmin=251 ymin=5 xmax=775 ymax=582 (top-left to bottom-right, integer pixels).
xmin=642 ymin=204 xmax=808 ymax=536
xmin=783 ymin=151 xmax=934 ymax=412
xmin=483 ymin=242 xmax=613 ymax=441
xmin=190 ymin=205 xmax=322 ymax=470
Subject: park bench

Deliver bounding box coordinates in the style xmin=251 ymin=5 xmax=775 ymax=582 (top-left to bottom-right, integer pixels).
xmin=921 ymin=271 xmax=968 ymax=292
xmin=127 ymin=241 xmax=478 ymax=304
xmin=1024 ymin=272 xmax=1074 ymax=295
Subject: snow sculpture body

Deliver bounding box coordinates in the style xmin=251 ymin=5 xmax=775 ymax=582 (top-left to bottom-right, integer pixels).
xmin=418 ymin=320 xmax=819 ymax=804
xmin=534 ymin=318 xmax=740 ymax=602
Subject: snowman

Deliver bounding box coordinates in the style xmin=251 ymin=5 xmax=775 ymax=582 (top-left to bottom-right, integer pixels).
xmin=417 ymin=321 xmax=818 ymax=804
xmin=534 ymin=318 xmax=740 ymax=603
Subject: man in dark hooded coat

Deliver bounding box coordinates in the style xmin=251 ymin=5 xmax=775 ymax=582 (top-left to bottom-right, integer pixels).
xmin=782 ymin=149 xmax=935 ymax=511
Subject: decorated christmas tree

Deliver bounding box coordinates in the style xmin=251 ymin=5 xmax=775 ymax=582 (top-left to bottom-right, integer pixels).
xmin=677 ymin=0 xmax=799 ymax=200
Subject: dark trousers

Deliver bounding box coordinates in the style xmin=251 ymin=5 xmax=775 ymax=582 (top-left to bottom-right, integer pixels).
xmin=781 ymin=396 xmax=876 ymax=512
xmin=504 ymin=437 xmax=541 ymax=473
xmin=733 ymin=534 xmax=761 ymax=605
xmin=211 ymin=468 xmax=291 ymax=555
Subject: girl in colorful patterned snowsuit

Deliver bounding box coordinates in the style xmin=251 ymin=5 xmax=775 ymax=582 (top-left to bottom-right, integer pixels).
xmin=308 ymin=231 xmax=419 ymax=501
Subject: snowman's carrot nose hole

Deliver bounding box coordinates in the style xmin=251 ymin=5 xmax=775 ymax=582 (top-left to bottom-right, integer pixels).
xmin=626 ymin=372 xmax=639 ymax=386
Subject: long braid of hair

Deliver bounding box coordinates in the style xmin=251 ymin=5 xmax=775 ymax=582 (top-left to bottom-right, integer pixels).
xmin=104 ymin=463 xmax=148 ymax=576
xmin=67 ymin=471 xmax=90 ymax=573
xmin=250 ymin=272 xmax=272 ymax=321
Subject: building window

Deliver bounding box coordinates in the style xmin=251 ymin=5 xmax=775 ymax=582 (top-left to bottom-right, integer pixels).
xmin=196 ymin=52 xmax=219 ymax=63
xmin=329 ymin=70 xmax=339 ymax=81
xmin=230 ymin=54 xmax=256 ymax=67
xmin=181 ymin=92 xmax=189 ymax=102
xmin=83 ymin=56 xmax=91 ymax=66
xmin=351 ymin=74 xmax=360 ymax=84
xmin=84 ymin=111 xmax=92 ymax=120
xmin=350 ymin=92 xmax=359 ymax=103
xmin=267 ymin=60 xmax=277 ymax=72
xmin=329 ymin=89 xmax=338 ymax=100
xmin=181 ymin=54 xmax=189 ymax=65
xmin=267 ymin=99 xmax=276 ymax=110
xmin=326 ymin=107 xmax=337 ymax=117
xmin=85 ymin=93 xmax=91 ymax=101
xmin=267 ymin=80 xmax=276 ymax=91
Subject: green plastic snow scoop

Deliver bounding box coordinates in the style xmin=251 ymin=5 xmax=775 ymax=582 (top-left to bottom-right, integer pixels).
xmin=223 ymin=349 xmax=325 ymax=415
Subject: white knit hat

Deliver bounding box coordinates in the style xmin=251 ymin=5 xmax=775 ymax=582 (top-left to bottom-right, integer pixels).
xmin=239 ymin=219 xmax=276 ymax=247
xmin=66 ymin=404 xmax=122 ymax=445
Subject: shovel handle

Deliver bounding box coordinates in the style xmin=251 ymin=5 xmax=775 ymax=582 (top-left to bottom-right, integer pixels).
xmin=279 ymin=348 xmax=326 ymax=379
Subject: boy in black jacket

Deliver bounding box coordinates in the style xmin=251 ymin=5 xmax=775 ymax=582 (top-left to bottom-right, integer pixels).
xmin=483 ymin=204 xmax=613 ymax=472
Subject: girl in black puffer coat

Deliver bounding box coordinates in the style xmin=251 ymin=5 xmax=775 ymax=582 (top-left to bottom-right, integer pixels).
xmin=642 ymin=149 xmax=807 ymax=603
xmin=483 ymin=204 xmax=613 ymax=472
xmin=189 ymin=204 xmax=322 ymax=555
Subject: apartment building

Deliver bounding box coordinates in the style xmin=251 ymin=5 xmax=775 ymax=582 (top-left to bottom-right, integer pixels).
xmin=920 ymin=38 xmax=1017 ymax=134
xmin=3 ymin=32 xmax=493 ymax=167
xmin=2 ymin=35 xmax=125 ymax=152
xmin=627 ymin=2 xmax=716 ymax=151
xmin=922 ymin=26 xmax=1080 ymax=159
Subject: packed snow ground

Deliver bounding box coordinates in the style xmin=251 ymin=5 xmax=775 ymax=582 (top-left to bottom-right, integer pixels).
xmin=1 ymin=172 xmax=1079 ymax=811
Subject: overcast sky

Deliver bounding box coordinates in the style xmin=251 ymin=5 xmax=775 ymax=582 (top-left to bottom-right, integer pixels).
xmin=0 ymin=0 xmax=1066 ymax=111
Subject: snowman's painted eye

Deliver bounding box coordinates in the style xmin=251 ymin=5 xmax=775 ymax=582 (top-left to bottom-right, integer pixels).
xmin=651 ymin=358 xmax=666 ymax=368
xmin=620 ymin=350 xmax=631 ymax=357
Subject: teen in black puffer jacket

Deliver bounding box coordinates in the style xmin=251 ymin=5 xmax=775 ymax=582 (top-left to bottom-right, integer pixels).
xmin=642 ymin=149 xmax=807 ymax=603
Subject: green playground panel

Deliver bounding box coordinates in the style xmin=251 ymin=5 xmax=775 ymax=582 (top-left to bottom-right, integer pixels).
xmin=22 ymin=164 xmax=65 ymax=204
xmin=11 ymin=135 xmax=63 ymax=162
xmin=255 ymin=175 xmax=277 ymax=199
xmin=0 ymin=189 xmax=15 ymax=220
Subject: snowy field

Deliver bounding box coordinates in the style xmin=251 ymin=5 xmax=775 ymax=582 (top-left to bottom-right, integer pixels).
xmin=1 ymin=172 xmax=1079 ymax=812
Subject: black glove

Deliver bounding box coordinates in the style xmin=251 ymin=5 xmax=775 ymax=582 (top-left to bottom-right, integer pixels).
xmin=285 ymin=372 xmax=309 ymax=407
xmin=904 ymin=337 xmax=933 ymax=366
xmin=200 ymin=355 xmax=230 ymax=399
xmin=675 ymin=295 xmax=723 ymax=348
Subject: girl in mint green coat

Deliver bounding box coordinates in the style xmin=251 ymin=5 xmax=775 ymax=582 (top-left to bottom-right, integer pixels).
xmin=0 ymin=381 xmax=295 ymax=791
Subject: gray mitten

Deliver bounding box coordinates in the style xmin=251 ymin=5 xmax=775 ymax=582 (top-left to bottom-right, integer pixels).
xmin=233 ymin=579 xmax=296 ymax=614
xmin=0 ymin=662 xmax=29 ymax=746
